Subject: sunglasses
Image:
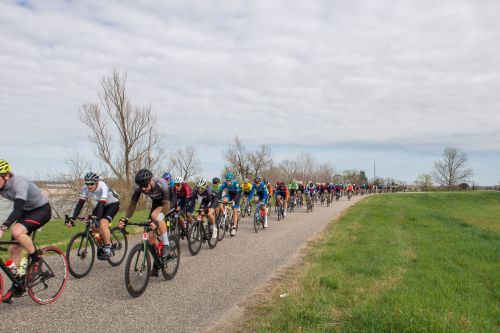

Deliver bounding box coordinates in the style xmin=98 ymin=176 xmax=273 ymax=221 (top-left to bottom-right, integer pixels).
xmin=85 ymin=182 xmax=97 ymax=186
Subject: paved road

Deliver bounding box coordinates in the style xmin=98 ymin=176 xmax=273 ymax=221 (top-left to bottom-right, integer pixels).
xmin=1 ymin=195 xmax=365 ymax=333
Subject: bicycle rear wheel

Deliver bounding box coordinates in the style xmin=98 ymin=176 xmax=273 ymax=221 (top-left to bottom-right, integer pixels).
xmin=28 ymin=246 xmax=68 ymax=305
xmin=253 ymin=213 xmax=260 ymax=233
xmin=207 ymin=223 xmax=218 ymax=249
xmin=187 ymin=222 xmax=203 ymax=256
xmin=66 ymin=232 xmax=95 ymax=278
xmin=107 ymin=226 xmax=128 ymax=267
xmin=162 ymin=235 xmax=180 ymax=280
xmin=124 ymin=243 xmax=150 ymax=298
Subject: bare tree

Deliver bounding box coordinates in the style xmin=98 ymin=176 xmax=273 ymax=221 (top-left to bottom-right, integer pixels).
xmin=249 ymin=145 xmax=272 ymax=179
xmin=80 ymin=69 xmax=163 ymax=185
xmin=415 ymin=173 xmax=433 ymax=191
xmin=296 ymin=152 xmax=316 ymax=181
xmin=433 ymin=147 xmax=473 ymax=190
xmin=222 ymin=136 xmax=251 ymax=179
xmin=315 ymin=163 xmax=335 ymax=183
xmin=279 ymin=159 xmax=298 ymax=180
xmin=169 ymin=145 xmax=202 ymax=181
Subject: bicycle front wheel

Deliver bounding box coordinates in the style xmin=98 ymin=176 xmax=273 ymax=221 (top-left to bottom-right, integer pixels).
xmin=217 ymin=215 xmax=226 ymax=241
xmin=66 ymin=232 xmax=95 ymax=278
xmin=28 ymin=246 xmax=68 ymax=305
xmin=162 ymin=235 xmax=180 ymax=280
xmin=254 ymin=213 xmax=260 ymax=233
xmin=124 ymin=243 xmax=151 ymax=298
xmin=107 ymin=226 xmax=128 ymax=267
xmin=187 ymin=222 xmax=203 ymax=256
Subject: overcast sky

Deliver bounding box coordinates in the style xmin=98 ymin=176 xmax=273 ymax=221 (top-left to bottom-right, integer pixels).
xmin=1 ymin=0 xmax=499 ymax=185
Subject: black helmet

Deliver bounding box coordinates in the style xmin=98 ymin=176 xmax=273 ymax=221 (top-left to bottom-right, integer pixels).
xmin=254 ymin=176 xmax=261 ymax=183
xmin=212 ymin=177 xmax=220 ymax=184
xmin=84 ymin=172 xmax=99 ymax=183
xmin=135 ymin=169 xmax=153 ymax=186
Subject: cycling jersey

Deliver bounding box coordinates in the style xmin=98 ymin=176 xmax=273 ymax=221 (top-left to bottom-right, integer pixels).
xmin=241 ymin=182 xmax=252 ymax=193
xmin=188 ymin=187 xmax=217 ymax=210
xmin=126 ymin=177 xmax=173 ymax=219
xmin=1 ymin=175 xmax=50 ymax=229
xmin=173 ymin=183 xmax=192 ymax=199
xmin=79 ymin=181 xmax=119 ymax=205
xmin=0 ymin=175 xmax=48 ymax=211
xmin=249 ymin=183 xmax=269 ymax=203
xmin=266 ymin=183 xmax=273 ymax=197
xmin=275 ymin=185 xmax=289 ymax=200
xmin=218 ymin=180 xmax=242 ymax=209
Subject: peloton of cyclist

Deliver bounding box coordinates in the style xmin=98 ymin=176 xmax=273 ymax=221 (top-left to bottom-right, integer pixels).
xmin=248 ymin=176 xmax=269 ymax=227
xmin=188 ymin=178 xmax=218 ymax=239
xmin=217 ymin=172 xmax=242 ymax=236
xmin=67 ymin=172 xmax=120 ymax=260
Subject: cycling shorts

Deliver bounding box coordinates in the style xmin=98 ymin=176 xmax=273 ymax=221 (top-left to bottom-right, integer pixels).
xmin=92 ymin=202 xmax=120 ymax=223
xmin=14 ymin=203 xmax=51 ymax=237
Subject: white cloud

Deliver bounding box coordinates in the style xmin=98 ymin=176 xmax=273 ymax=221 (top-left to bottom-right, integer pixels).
xmin=1 ymin=0 xmax=499 ymax=180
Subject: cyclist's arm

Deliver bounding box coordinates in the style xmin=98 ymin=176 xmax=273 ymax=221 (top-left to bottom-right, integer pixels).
xmin=3 ymin=198 xmax=27 ymax=229
xmin=71 ymin=198 xmax=86 ymax=219
xmin=125 ymin=188 xmax=141 ymax=218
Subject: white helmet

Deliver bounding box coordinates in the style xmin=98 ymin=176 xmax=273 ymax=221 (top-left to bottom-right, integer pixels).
xmin=197 ymin=178 xmax=207 ymax=188
xmin=173 ymin=176 xmax=184 ymax=184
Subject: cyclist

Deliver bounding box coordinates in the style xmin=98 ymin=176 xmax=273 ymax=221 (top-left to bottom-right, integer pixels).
xmin=347 ymin=183 xmax=354 ymax=198
xmin=67 ymin=172 xmax=120 ymax=260
xmin=211 ymin=177 xmax=222 ymax=216
xmin=248 ymin=176 xmax=269 ymax=228
xmin=119 ymin=169 xmax=174 ymax=276
xmin=306 ymin=181 xmax=317 ymax=205
xmin=188 ymin=178 xmax=218 ymax=239
xmin=162 ymin=171 xmax=175 ymax=188
xmin=263 ymin=177 xmax=273 ymax=212
xmin=172 ymin=176 xmax=193 ymax=232
xmin=241 ymin=178 xmax=252 ymax=212
xmin=0 ymin=160 xmax=51 ymax=283
xmin=275 ymin=181 xmax=289 ymax=217
xmin=217 ymin=172 xmax=242 ymax=236
xmin=298 ymin=181 xmax=305 ymax=206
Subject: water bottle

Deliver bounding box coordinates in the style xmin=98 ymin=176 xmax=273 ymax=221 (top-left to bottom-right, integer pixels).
xmin=5 ymin=260 xmax=18 ymax=276
xmin=18 ymin=257 xmax=28 ymax=276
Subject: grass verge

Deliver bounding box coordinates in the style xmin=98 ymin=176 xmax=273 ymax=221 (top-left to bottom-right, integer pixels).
xmin=243 ymin=192 xmax=500 ymax=332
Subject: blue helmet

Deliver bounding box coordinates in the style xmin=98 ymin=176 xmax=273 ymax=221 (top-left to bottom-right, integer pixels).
xmin=225 ymin=172 xmax=235 ymax=181
xmin=162 ymin=172 xmax=171 ymax=181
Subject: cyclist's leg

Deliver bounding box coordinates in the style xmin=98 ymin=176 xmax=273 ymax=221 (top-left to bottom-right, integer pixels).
xmin=232 ymin=192 xmax=241 ymax=228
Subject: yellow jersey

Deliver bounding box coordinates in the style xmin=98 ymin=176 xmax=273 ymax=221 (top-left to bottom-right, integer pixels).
xmin=242 ymin=182 xmax=252 ymax=193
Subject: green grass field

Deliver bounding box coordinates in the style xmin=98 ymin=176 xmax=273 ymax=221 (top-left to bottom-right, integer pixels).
xmin=245 ymin=192 xmax=500 ymax=332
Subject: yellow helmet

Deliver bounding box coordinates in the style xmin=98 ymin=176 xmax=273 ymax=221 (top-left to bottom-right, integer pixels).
xmin=0 ymin=159 xmax=11 ymax=174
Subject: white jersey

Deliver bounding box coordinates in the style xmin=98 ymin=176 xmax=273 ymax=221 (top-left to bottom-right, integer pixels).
xmin=79 ymin=181 xmax=119 ymax=205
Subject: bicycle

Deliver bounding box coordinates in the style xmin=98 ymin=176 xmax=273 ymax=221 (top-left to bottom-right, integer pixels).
xmin=0 ymin=230 xmax=68 ymax=305
xmin=276 ymin=197 xmax=285 ymax=221
xmin=123 ymin=220 xmax=180 ymax=298
xmin=287 ymin=196 xmax=296 ymax=214
xmin=326 ymin=193 xmax=332 ymax=207
xmin=65 ymin=215 xmax=128 ymax=278
xmin=306 ymin=195 xmax=314 ymax=213
xmin=253 ymin=202 xmax=267 ymax=232
xmin=217 ymin=200 xmax=239 ymax=238
xmin=187 ymin=209 xmax=218 ymax=256
xmin=167 ymin=209 xmax=188 ymax=240
xmin=241 ymin=196 xmax=252 ymax=218
xmin=320 ymin=193 xmax=326 ymax=205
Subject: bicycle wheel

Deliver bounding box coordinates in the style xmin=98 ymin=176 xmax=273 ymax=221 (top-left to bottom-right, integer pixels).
xmin=107 ymin=226 xmax=128 ymax=267
xmin=253 ymin=213 xmax=260 ymax=233
xmin=124 ymin=243 xmax=151 ymax=298
xmin=187 ymin=222 xmax=203 ymax=256
xmin=28 ymin=246 xmax=68 ymax=305
xmin=207 ymin=224 xmax=218 ymax=249
xmin=162 ymin=235 xmax=180 ymax=280
xmin=217 ymin=215 xmax=226 ymax=241
xmin=277 ymin=205 xmax=282 ymax=221
xmin=66 ymin=232 xmax=95 ymax=278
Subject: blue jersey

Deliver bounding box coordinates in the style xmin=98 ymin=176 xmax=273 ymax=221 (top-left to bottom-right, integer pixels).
xmin=218 ymin=180 xmax=242 ymax=197
xmin=249 ymin=183 xmax=269 ymax=202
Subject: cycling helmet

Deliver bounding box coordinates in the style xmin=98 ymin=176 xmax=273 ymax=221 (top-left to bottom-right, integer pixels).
xmin=243 ymin=178 xmax=249 ymax=183
xmin=84 ymin=172 xmax=99 ymax=183
xmin=0 ymin=159 xmax=12 ymax=174
xmin=173 ymin=176 xmax=184 ymax=184
xmin=225 ymin=172 xmax=235 ymax=181
xmin=135 ymin=169 xmax=153 ymax=186
xmin=162 ymin=172 xmax=171 ymax=181
xmin=292 ymin=179 xmax=297 ymax=183
xmin=212 ymin=177 xmax=220 ymax=184
xmin=197 ymin=178 xmax=207 ymax=188
xmin=254 ymin=176 xmax=262 ymax=183
xmin=277 ymin=181 xmax=284 ymax=186
xmin=263 ymin=177 xmax=269 ymax=183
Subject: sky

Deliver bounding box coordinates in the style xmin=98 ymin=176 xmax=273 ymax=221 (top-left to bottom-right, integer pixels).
xmin=1 ymin=0 xmax=499 ymax=185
